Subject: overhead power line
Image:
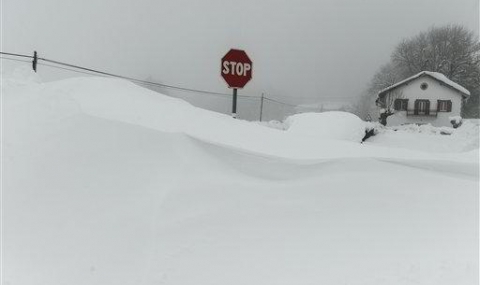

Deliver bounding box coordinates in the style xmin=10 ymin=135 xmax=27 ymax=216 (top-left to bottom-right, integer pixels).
xmin=37 ymin=62 xmax=109 ymax=77
xmin=1 ymin=51 xmax=299 ymax=107
xmin=263 ymin=97 xmax=297 ymax=107
xmin=38 ymin=57 xmax=257 ymax=98
xmin=0 ymin=51 xmax=257 ymax=98
xmin=0 ymin=56 xmax=32 ymax=64
xmin=0 ymin=52 xmax=33 ymax=59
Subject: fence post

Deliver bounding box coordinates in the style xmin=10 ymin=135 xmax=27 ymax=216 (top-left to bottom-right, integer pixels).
xmin=32 ymin=51 xmax=38 ymax=72
xmin=259 ymin=93 xmax=264 ymax=121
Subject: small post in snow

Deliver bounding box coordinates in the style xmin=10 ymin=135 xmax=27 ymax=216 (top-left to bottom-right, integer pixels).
xmin=259 ymin=92 xmax=264 ymax=121
xmin=32 ymin=51 xmax=38 ymax=72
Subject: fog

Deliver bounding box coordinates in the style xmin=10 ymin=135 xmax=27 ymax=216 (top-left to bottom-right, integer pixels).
xmin=2 ymin=0 xmax=479 ymax=107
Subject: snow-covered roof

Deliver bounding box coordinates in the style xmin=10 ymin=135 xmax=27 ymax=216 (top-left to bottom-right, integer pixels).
xmin=378 ymin=71 xmax=470 ymax=99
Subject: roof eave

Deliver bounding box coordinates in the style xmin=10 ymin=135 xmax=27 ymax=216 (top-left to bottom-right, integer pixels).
xmin=377 ymin=72 xmax=470 ymax=99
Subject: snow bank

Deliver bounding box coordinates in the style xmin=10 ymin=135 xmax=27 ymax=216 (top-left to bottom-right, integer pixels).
xmin=465 ymin=119 xmax=480 ymax=126
xmin=4 ymin=74 xmax=477 ymax=162
xmin=451 ymin=120 xmax=480 ymax=150
xmin=449 ymin=115 xmax=463 ymax=128
xmin=3 ymin=73 xmax=479 ymax=285
xmin=365 ymin=122 xmax=479 ymax=153
xmin=284 ymin=111 xmax=366 ymax=142
xmin=0 ymin=66 xmax=42 ymax=90
xmin=388 ymin=123 xmax=454 ymax=135
xmin=257 ymin=119 xmax=287 ymax=130
xmin=382 ymin=121 xmax=479 ymax=151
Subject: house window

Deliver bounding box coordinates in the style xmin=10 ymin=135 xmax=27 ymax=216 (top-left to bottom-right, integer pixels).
xmin=420 ymin=82 xmax=428 ymax=90
xmin=437 ymin=100 xmax=452 ymax=112
xmin=394 ymin=99 xmax=408 ymax=111
xmin=414 ymin=99 xmax=430 ymax=115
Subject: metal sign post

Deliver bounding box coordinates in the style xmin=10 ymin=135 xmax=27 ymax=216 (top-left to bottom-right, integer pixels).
xmin=232 ymin=88 xmax=238 ymax=118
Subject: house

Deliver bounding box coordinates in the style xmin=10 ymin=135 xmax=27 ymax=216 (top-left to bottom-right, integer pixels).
xmin=376 ymin=71 xmax=470 ymax=127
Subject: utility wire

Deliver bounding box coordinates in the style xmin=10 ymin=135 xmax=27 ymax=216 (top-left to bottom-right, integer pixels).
xmin=0 ymin=52 xmax=33 ymax=59
xmin=0 ymin=56 xmax=32 ymax=64
xmin=39 ymin=60 xmax=259 ymax=99
xmin=0 ymin=51 xmax=256 ymax=99
xmin=38 ymin=62 xmax=103 ymax=77
xmin=39 ymin=57 xmax=257 ymax=98
xmin=37 ymin=63 xmax=240 ymax=101
xmin=38 ymin=61 xmax=236 ymax=98
xmin=1 ymin=51 xmax=298 ymax=106
xmin=263 ymin=97 xmax=297 ymax=107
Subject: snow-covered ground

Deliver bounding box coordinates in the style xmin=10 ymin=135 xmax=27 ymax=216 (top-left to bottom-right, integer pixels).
xmin=365 ymin=122 xmax=480 ymax=153
xmin=2 ymin=71 xmax=479 ymax=285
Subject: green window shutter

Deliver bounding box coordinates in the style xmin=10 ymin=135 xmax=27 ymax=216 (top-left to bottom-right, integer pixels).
xmin=403 ymin=99 xmax=409 ymax=110
xmin=394 ymin=99 xmax=400 ymax=110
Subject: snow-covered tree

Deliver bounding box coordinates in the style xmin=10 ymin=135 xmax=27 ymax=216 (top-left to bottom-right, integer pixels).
xmin=351 ymin=63 xmax=401 ymax=121
xmin=392 ymin=25 xmax=479 ymax=83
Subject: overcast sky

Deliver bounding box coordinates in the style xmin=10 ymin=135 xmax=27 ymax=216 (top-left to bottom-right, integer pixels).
xmin=2 ymin=0 xmax=479 ymax=104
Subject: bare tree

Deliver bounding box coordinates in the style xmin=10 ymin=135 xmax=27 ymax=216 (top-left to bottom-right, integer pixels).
xmin=376 ymin=90 xmax=404 ymax=125
xmin=393 ymin=26 xmax=479 ymax=82
xmin=350 ymin=90 xmax=377 ymax=121
xmin=368 ymin=63 xmax=402 ymax=95
xmin=351 ymin=62 xmax=401 ymax=121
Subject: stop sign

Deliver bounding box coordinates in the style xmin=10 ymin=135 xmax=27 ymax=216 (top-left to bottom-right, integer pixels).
xmin=221 ymin=49 xmax=252 ymax=89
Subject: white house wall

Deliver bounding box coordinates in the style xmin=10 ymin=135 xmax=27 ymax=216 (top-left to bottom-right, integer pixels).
xmin=386 ymin=76 xmax=463 ymax=127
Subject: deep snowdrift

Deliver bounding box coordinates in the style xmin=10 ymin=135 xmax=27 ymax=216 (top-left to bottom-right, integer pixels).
xmin=366 ymin=121 xmax=480 ymax=153
xmin=284 ymin=111 xmax=366 ymax=142
xmin=2 ymin=74 xmax=479 ymax=285
xmin=3 ymin=75 xmax=478 ymax=161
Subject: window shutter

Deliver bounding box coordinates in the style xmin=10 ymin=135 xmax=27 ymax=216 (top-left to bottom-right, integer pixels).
xmin=425 ymin=100 xmax=430 ymax=115
xmin=414 ymin=100 xmax=419 ymax=115
xmin=437 ymin=100 xmax=441 ymax=111
xmin=394 ymin=99 xmax=400 ymax=110
xmin=447 ymin=101 xmax=452 ymax=112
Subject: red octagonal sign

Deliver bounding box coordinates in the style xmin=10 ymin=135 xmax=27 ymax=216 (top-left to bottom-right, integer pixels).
xmin=221 ymin=49 xmax=252 ymax=89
